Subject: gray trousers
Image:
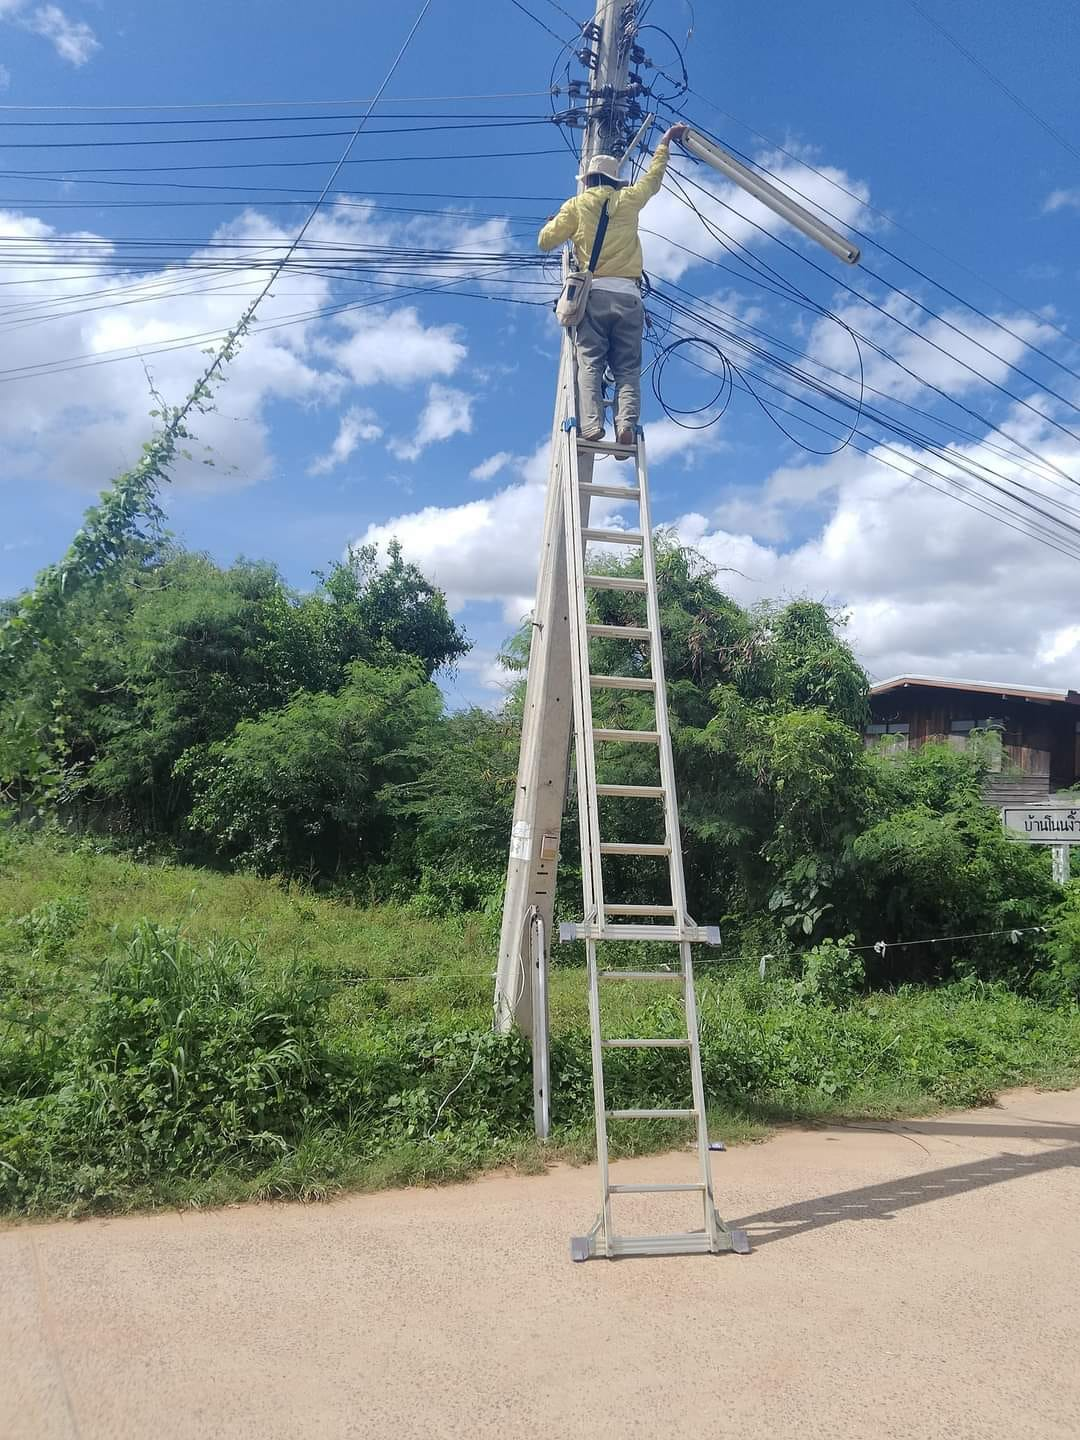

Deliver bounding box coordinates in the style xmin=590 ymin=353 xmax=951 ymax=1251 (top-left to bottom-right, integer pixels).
xmin=575 ymin=286 xmax=643 ymax=438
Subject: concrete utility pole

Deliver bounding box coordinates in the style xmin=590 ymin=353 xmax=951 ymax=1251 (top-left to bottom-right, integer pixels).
xmin=493 ymin=0 xmax=639 ymax=1037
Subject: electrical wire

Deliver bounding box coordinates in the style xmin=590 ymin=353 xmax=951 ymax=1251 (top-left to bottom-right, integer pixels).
xmin=0 ymin=110 xmax=554 ymax=129
xmin=652 ymin=271 xmax=1074 ymax=491
xmin=652 ymin=308 xmax=1080 ymax=561
xmin=0 ymin=91 xmax=558 ymax=112
xmin=0 ymin=118 xmax=555 ymax=149
xmin=507 ymin=0 xmax=577 ymax=47
xmin=0 ymin=178 xmax=562 ymax=203
xmin=668 ymin=111 xmax=1080 ymax=395
xmin=653 ymin=287 xmax=1080 ymax=535
xmin=533 ymin=0 xmax=583 ymax=29
xmin=0 ymin=263 xmax=551 ymax=385
xmin=0 ymin=146 xmax=566 ymax=177
xmin=637 ymin=23 xmax=689 ymax=103
xmin=659 ymin=90 xmax=1078 ymax=350
xmin=661 ymin=163 xmax=1080 ymax=489
xmin=548 ymin=33 xmax=585 ymax=158
xmin=904 ymin=0 xmax=1080 ymax=165
xmin=650 ymin=335 xmax=732 ymax=428
xmin=15 ymin=0 xmax=443 ymax=488
xmin=6 ymin=15 xmax=1075 ymax=571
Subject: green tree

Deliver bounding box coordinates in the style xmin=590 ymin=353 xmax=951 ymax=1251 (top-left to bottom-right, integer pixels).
xmin=2 ymin=541 xmax=467 ymax=839
xmin=178 ymin=660 xmax=442 ymax=876
xmin=407 ymin=704 xmax=522 ymax=910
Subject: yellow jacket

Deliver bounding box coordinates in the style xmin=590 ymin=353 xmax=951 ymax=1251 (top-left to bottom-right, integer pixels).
xmin=537 ymin=142 xmax=670 ymax=280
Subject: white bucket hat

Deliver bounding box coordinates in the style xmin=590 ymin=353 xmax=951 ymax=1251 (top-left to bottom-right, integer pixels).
xmin=578 ymin=153 xmax=623 ymax=184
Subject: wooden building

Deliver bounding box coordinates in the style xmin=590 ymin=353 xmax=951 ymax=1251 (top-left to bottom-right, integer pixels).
xmin=866 ymin=675 xmax=1080 ymax=804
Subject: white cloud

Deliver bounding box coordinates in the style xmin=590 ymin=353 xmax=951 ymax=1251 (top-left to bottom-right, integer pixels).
xmin=351 ymin=423 xmax=718 ymax=617
xmin=390 ymin=384 xmax=474 ymax=461
xmin=308 ymin=406 xmax=382 ymax=475
xmin=674 ymin=419 xmax=1080 ymax=689
xmin=0 ymin=206 xmax=453 ymax=493
xmin=325 ymin=307 xmax=466 ymax=387
xmin=355 ymin=445 xmax=549 ymax=618
xmin=1038 ymin=625 xmax=1080 ymax=667
xmin=456 ymin=648 xmax=513 ymax=693
xmin=0 ymin=197 xmax=507 ymax=496
xmin=639 ymin=417 xmax=726 ymax=467
xmin=470 ymin=450 xmax=514 ymax=481
xmin=1044 ymin=189 xmax=1080 ymax=214
xmin=354 ymin=390 xmax=1080 ymax=690
xmin=803 ymin=298 xmax=1056 ymax=406
xmin=2 ymin=2 xmax=100 ymax=65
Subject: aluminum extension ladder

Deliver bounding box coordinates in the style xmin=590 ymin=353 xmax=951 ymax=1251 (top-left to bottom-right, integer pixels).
xmin=558 ymin=413 xmax=749 ymax=1262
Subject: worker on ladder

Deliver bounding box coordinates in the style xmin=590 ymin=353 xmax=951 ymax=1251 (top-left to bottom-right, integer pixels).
xmin=538 ymin=123 xmax=688 ymax=451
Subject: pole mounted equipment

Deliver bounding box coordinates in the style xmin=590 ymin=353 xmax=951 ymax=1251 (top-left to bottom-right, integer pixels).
xmin=678 ymin=129 xmax=861 ymax=266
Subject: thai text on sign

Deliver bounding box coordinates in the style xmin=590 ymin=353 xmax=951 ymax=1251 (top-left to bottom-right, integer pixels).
xmin=1001 ymin=806 xmax=1080 ymax=843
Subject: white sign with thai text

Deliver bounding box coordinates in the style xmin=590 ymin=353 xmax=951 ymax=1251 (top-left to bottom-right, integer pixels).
xmin=1001 ymin=805 xmax=1080 ymax=844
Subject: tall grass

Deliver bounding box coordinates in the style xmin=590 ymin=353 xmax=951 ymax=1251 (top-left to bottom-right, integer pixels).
xmin=2 ymin=832 xmax=1078 ymax=1218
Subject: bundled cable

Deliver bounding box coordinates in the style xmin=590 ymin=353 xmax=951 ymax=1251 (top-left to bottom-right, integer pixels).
xmin=650 ymin=334 xmax=733 ymax=429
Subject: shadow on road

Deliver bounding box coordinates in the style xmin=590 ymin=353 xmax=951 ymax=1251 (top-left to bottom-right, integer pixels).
xmin=890 ymin=1119 xmax=1080 ymax=1142
xmin=732 ymin=1140 xmax=1080 ymax=1249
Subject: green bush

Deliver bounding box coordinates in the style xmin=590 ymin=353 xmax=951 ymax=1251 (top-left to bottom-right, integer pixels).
xmin=849 ymin=795 xmax=1055 ymax=984
xmin=0 ymin=923 xmax=346 ymax=1212
xmin=178 ymin=660 xmax=442 ymax=877
xmin=795 ymin=935 xmax=866 ymax=1007
xmin=11 ymin=895 xmax=87 ymax=962
xmin=1 ymin=897 xmax=1078 ymax=1218
xmin=1037 ymin=881 xmax=1080 ymax=1003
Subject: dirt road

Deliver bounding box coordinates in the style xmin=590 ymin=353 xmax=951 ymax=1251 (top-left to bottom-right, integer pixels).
xmin=4 ymin=1086 xmax=1080 ymax=1440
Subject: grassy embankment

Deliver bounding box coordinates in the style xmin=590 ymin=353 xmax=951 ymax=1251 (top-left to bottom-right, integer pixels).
xmin=2 ymin=832 xmax=1078 ymax=1218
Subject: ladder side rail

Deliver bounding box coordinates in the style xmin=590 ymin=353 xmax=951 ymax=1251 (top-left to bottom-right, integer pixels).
xmin=634 ymin=434 xmax=692 ymax=924
xmin=585 ymin=938 xmax=614 ymax=1244
xmin=560 ymin=404 xmax=615 ymax=1246
xmin=636 ymin=432 xmax=721 ymax=1246
xmin=680 ymin=938 xmax=721 ymax=1249
xmin=562 ymin=422 xmax=608 ymax=924
xmin=493 ymin=341 xmax=577 ymax=1034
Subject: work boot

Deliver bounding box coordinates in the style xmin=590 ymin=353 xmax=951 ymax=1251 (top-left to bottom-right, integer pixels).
xmin=615 ymin=426 xmax=635 ymax=459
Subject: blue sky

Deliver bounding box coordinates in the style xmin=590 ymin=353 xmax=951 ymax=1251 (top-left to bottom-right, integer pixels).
xmin=2 ymin=0 xmax=1080 ymax=704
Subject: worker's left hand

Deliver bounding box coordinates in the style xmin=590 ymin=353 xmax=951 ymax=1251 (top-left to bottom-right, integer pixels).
xmin=662 ymin=123 xmax=689 ymax=145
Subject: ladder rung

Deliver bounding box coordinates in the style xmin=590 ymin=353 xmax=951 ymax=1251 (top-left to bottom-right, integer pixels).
xmin=579 ymin=484 xmax=641 ymax=502
xmin=574 ymin=923 xmax=718 ymax=942
xmin=595 ymin=784 xmax=664 ymax=798
xmin=605 ymin=903 xmax=675 ymax=915
xmin=599 ymin=842 xmax=670 ymax=856
xmin=599 ymin=970 xmax=682 ymax=982
xmin=577 ymin=437 xmax=636 ymax=457
xmin=601 ymin=1038 xmax=691 ymax=1049
xmin=607 ymin=1108 xmax=696 ymax=1121
xmin=605 ymin=1233 xmax=718 ymax=1258
xmin=593 ymin=728 xmax=660 ymax=744
xmin=587 ymin=623 xmax=651 ymax=641
xmin=589 ymin=674 xmax=655 ymax=691
xmin=581 ymin=528 xmax=644 ymax=545
xmin=608 ymin=1183 xmax=705 ymax=1193
xmin=583 ymin=573 xmax=647 ymax=592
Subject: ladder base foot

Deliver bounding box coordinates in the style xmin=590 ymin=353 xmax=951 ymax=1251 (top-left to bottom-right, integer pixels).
xmin=570 ymin=1234 xmax=593 ymax=1263
xmin=570 ymin=1213 xmax=751 ymax=1260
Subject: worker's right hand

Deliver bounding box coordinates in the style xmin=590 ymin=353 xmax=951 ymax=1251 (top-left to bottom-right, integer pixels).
xmin=661 ymin=123 xmax=689 ymax=145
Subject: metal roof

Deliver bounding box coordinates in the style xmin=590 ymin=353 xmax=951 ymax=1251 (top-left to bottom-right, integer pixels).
xmin=869 ymin=674 xmax=1079 ymax=704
